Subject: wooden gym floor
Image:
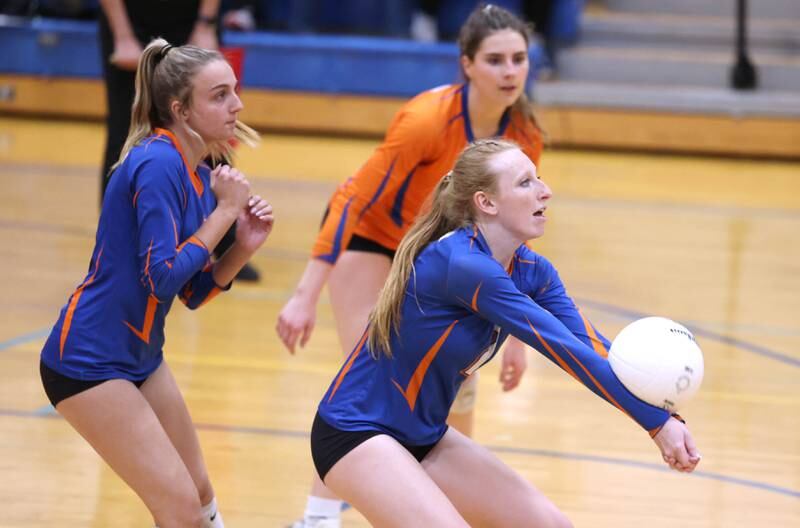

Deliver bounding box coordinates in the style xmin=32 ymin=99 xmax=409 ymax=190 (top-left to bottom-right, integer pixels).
xmin=0 ymin=116 xmax=798 ymax=527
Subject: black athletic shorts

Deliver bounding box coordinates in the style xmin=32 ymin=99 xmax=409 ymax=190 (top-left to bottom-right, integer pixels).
xmin=310 ymin=412 xmax=442 ymax=481
xmin=319 ymin=206 xmax=396 ymax=260
xmin=40 ymin=360 xmax=149 ymax=407
xmin=346 ymin=234 xmax=396 ymax=259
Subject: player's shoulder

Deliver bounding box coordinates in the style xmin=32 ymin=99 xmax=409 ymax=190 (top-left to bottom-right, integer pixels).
xmin=128 ymin=136 xmax=185 ymax=189
xmin=399 ymin=84 xmax=462 ymax=127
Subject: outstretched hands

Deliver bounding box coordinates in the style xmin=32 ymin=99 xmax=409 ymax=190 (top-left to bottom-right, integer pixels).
xmin=653 ymin=416 xmax=701 ymax=473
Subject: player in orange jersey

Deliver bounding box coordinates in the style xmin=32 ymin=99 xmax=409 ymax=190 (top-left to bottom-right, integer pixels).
xmin=277 ymin=5 xmax=543 ymax=527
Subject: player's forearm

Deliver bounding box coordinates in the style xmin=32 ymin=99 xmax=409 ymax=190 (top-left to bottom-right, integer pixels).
xmin=198 ymin=0 xmax=221 ymax=19
xmin=99 ymin=0 xmax=135 ymax=39
xmin=292 ymin=258 xmax=333 ymax=305
xmin=211 ymin=241 xmax=253 ymax=287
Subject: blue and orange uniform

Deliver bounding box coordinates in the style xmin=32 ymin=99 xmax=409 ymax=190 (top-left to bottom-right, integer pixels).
xmin=312 ymin=84 xmax=543 ymax=262
xmin=317 ymin=226 xmax=670 ymax=450
xmin=40 ymin=129 xmax=227 ymax=382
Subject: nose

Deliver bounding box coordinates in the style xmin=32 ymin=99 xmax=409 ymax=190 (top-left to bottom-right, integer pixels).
xmin=231 ymin=92 xmax=244 ymax=113
xmin=539 ymin=180 xmax=553 ymax=201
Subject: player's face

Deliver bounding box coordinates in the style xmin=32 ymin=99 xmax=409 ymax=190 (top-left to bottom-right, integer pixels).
xmin=488 ymin=148 xmax=551 ymax=241
xmin=462 ymin=29 xmax=529 ymax=109
xmin=185 ymin=59 xmax=243 ymax=143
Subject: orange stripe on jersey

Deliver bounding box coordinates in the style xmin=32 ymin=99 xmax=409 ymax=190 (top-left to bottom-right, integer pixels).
xmin=143 ymin=239 xmax=156 ymax=293
xmin=558 ymin=343 xmax=631 ymax=419
xmin=177 ymin=235 xmax=207 ymax=253
xmin=579 ymin=310 xmax=609 ymax=358
xmin=123 ymin=294 xmax=159 ymax=344
xmin=393 ymin=320 xmax=458 ymax=412
xmin=196 ymin=286 xmax=223 ymax=308
xmin=525 ymin=316 xmax=580 ymax=382
xmin=471 ymin=282 xmax=482 ymax=312
xmin=59 ymin=247 xmax=104 ymax=359
xmin=328 ymin=330 xmax=370 ymax=403
xmin=154 ymin=128 xmax=204 ymax=197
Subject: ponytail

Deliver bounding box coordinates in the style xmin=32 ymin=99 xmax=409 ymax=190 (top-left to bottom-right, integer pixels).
xmin=367 ymin=139 xmax=519 ymax=357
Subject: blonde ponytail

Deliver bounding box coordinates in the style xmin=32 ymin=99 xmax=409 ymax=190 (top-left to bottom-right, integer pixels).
xmin=367 ymin=139 xmax=519 ymax=357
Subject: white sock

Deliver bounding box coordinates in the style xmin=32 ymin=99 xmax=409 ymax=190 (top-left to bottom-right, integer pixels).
xmin=201 ymin=497 xmax=224 ymax=528
xmin=304 ymin=495 xmax=342 ymax=523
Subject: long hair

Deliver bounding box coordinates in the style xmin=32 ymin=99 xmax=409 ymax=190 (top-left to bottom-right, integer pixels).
xmin=368 ymin=139 xmax=520 ymax=357
xmin=113 ymin=38 xmax=258 ymax=171
xmin=457 ymin=3 xmax=541 ymax=129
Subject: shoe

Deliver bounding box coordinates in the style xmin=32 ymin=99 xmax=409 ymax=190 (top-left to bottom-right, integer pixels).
xmin=235 ymin=262 xmax=260 ymax=282
xmin=287 ymin=517 xmax=340 ymax=528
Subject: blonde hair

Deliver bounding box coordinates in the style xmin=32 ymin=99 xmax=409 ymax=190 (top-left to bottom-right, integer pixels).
xmin=368 ymin=139 xmax=520 ymax=357
xmin=458 ymin=3 xmax=542 ymax=130
xmin=113 ymin=38 xmax=258 ymax=171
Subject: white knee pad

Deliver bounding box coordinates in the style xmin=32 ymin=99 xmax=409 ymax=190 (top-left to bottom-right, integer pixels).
xmin=451 ymin=372 xmax=479 ymax=414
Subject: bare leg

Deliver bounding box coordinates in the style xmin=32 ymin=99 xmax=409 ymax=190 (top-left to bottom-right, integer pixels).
xmin=56 ymin=378 xmax=204 ymax=528
xmin=327 ymin=250 xmax=393 ymax=354
xmin=140 ymin=361 xmax=214 ymax=506
xmin=422 ymin=428 xmax=572 ymax=528
xmin=324 ymin=435 xmax=469 ymax=528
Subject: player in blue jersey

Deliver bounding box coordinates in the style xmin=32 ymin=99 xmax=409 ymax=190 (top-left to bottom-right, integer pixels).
xmin=39 ymin=39 xmax=271 ymax=528
xmin=311 ymin=139 xmax=701 ymax=527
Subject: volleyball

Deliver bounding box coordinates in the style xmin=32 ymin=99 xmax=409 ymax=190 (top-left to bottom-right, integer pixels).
xmin=608 ymin=317 xmax=704 ymax=412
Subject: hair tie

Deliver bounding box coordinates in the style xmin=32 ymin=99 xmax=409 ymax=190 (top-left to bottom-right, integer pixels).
xmin=155 ymin=44 xmax=173 ymax=65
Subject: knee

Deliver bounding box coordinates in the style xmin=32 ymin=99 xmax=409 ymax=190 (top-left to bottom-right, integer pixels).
xmin=152 ymin=488 xmax=203 ymax=528
xmin=451 ymin=373 xmax=478 ymax=414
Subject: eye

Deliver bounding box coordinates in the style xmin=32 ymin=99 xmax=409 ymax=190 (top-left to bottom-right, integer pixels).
xmin=520 ymin=178 xmax=531 ymax=187
xmin=486 ymin=56 xmax=501 ymax=65
xmin=513 ymin=55 xmax=528 ymax=65
xmin=215 ymin=90 xmax=227 ymax=101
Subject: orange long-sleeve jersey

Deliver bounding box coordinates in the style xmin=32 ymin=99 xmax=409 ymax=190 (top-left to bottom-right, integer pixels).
xmin=312 ymin=83 xmax=543 ymax=263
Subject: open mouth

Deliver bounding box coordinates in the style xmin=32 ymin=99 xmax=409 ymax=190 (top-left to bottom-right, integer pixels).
xmin=533 ymin=206 xmax=547 ymax=217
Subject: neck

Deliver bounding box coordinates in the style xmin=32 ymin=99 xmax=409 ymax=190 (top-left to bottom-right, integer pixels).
xmin=169 ymin=125 xmax=207 ymax=169
xmin=467 ymin=84 xmax=508 ymax=139
xmin=474 ymin=220 xmax=521 ymax=269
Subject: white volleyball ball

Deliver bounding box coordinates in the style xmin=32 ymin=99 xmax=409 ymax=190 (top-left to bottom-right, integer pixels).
xmin=609 ymin=317 xmax=704 ymax=412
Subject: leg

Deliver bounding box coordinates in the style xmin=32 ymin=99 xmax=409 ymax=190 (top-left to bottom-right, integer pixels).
xmin=327 ymin=250 xmax=393 ymax=354
xmin=98 ymin=14 xmax=135 ymax=202
xmin=422 ymin=428 xmax=572 ymax=528
xmin=56 ymin=379 xmax=203 ymax=527
xmin=139 ymin=361 xmax=214 ymax=506
xmin=324 ymin=435 xmax=469 ymax=528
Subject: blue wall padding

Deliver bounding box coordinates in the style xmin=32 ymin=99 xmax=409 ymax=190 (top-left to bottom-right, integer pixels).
xmin=224 ymin=31 xmax=462 ymax=96
xmin=0 ymin=16 xmax=546 ymax=97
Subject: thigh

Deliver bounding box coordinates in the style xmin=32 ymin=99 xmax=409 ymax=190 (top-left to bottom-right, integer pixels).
xmin=422 ymin=428 xmax=571 ymax=528
xmin=140 ymin=361 xmax=213 ymax=504
xmin=324 ymin=434 xmax=469 ymax=528
xmin=55 ymin=378 xmax=199 ymax=517
xmin=327 ymin=250 xmax=392 ymax=354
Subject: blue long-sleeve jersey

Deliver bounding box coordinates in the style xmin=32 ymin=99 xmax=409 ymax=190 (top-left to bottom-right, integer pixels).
xmin=319 ymin=226 xmax=670 ymax=445
xmin=41 ymin=129 xmax=227 ymax=381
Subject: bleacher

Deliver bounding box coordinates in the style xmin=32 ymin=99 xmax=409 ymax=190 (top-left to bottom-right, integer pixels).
xmin=1 ymin=0 xmax=797 ymax=156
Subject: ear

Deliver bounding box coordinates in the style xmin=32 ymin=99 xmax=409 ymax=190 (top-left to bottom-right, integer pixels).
xmin=169 ymin=99 xmax=188 ymax=122
xmin=473 ymin=191 xmax=497 ymax=216
xmin=460 ymin=55 xmax=473 ymax=81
